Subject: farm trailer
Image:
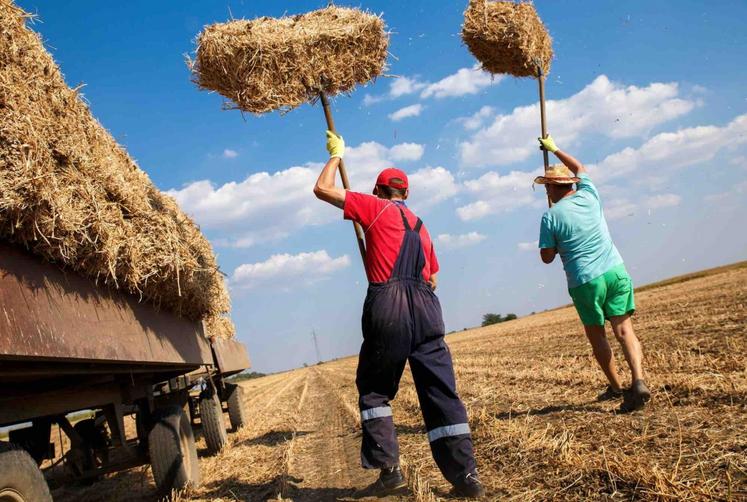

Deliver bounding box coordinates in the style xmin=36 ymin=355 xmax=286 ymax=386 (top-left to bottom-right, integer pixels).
xmin=0 ymin=243 xmax=250 ymax=500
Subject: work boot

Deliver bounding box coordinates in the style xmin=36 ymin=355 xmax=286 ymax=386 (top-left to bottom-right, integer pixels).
xmin=597 ymin=384 xmax=624 ymax=402
xmin=451 ymin=472 xmax=485 ymax=499
xmin=378 ymin=466 xmax=407 ymax=491
xmin=355 ymin=466 xmax=407 ymax=497
xmin=619 ymin=379 xmax=651 ymax=413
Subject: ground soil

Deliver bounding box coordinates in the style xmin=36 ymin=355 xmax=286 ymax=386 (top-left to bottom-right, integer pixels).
xmin=49 ymin=263 xmax=746 ymax=501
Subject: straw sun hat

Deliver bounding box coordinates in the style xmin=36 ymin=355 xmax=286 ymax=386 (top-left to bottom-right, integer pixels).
xmin=533 ymin=164 xmax=580 ymax=185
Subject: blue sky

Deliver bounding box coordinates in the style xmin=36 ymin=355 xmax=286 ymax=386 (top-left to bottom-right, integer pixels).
xmin=17 ymin=0 xmax=747 ymax=373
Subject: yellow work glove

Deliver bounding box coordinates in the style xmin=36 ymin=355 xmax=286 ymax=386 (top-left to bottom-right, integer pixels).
xmin=538 ymin=135 xmax=559 ymax=153
xmin=326 ymin=130 xmax=345 ymax=159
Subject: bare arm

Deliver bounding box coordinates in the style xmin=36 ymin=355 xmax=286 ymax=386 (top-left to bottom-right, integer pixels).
xmin=553 ymin=149 xmax=587 ymax=176
xmin=540 ymin=248 xmax=557 ymax=264
xmin=313 ymin=157 xmax=346 ymax=209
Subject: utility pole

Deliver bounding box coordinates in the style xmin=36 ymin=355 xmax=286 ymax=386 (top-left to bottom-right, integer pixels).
xmin=311 ymin=330 xmax=322 ymax=364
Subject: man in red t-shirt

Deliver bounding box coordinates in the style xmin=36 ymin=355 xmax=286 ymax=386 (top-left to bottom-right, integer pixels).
xmin=313 ymin=131 xmax=483 ymax=498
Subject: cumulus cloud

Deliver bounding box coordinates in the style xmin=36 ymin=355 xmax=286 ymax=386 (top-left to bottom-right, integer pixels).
xmin=459 ymin=106 xmax=495 ymax=130
xmin=169 ymin=141 xmax=442 ymax=247
xmin=420 ymin=65 xmax=499 ymax=99
xmin=456 ymin=168 xmax=541 ymax=221
xmin=589 ymin=113 xmax=747 ymax=182
xmin=363 ymin=76 xmax=427 ymax=105
xmin=604 ymin=198 xmax=638 ymax=221
xmin=460 ymin=75 xmax=696 ymax=168
xmin=389 ymin=143 xmax=425 ymax=161
xmin=231 ymin=250 xmax=350 ymax=289
xmin=517 ymin=240 xmax=538 ymax=251
xmin=409 ymin=166 xmax=459 ymax=211
xmin=389 ymin=104 xmax=424 ymax=122
xmin=436 ymin=232 xmax=486 ymax=250
xmin=645 ymin=193 xmax=681 ymax=209
xmin=223 ymin=149 xmax=238 ymax=159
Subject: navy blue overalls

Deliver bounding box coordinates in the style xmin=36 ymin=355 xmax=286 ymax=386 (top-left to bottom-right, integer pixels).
xmin=357 ymin=203 xmax=477 ymax=485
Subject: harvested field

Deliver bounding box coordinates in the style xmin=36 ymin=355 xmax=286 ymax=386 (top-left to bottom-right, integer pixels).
xmin=53 ymin=263 xmax=746 ymax=500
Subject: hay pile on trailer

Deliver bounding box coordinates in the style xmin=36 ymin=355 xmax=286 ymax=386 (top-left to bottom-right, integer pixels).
xmin=462 ymin=0 xmax=552 ymax=77
xmin=189 ymin=6 xmax=388 ymax=114
xmin=0 ymin=1 xmax=230 ymax=325
xmin=205 ymin=315 xmax=236 ymax=340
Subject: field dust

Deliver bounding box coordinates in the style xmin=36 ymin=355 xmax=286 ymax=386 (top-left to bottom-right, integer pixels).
xmin=52 ymin=263 xmax=746 ymax=500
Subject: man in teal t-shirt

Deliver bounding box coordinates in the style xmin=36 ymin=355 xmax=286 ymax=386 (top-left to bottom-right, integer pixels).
xmin=536 ymin=135 xmax=650 ymax=413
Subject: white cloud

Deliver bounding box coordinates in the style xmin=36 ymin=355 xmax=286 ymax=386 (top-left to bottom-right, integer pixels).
xmin=436 ymin=232 xmax=486 ymax=250
xmin=169 ymin=141 xmax=449 ymax=247
xmin=460 ymin=75 xmax=696 ymax=168
xmin=456 ymin=168 xmax=541 ymax=221
xmin=223 ymin=149 xmax=238 ymax=159
xmin=421 ymin=64 xmax=499 ymax=99
xmin=364 ymin=76 xmax=427 ymax=106
xmin=390 ymin=76 xmax=427 ymax=98
xmin=408 ymin=166 xmax=459 ymax=211
xmin=517 ymin=240 xmax=539 ymax=251
xmin=231 ymin=250 xmax=350 ymax=289
xmin=645 ymin=193 xmax=681 ymax=209
xmin=459 ymin=106 xmax=495 ymax=130
xmin=389 ymin=143 xmax=425 ymax=161
xmin=604 ymin=198 xmax=638 ymax=220
xmin=389 ymin=104 xmax=424 ymax=122
xmin=589 ymin=113 xmax=747 ymax=182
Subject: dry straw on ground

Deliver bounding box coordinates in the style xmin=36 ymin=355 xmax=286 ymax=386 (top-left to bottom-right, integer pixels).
xmin=0 ymin=1 xmax=230 ymax=324
xmin=462 ymin=0 xmax=553 ymax=77
xmin=189 ymin=6 xmax=389 ymax=114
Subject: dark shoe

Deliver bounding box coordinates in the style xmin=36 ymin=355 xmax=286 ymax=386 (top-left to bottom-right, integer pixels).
xmin=379 ymin=466 xmax=407 ymax=491
xmin=451 ymin=472 xmax=485 ymax=498
xmin=597 ymin=384 xmax=624 ymax=402
xmin=619 ymin=379 xmax=651 ymax=413
xmin=354 ymin=466 xmax=407 ymax=497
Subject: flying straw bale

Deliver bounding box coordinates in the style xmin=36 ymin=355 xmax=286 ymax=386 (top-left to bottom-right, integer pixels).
xmin=462 ymin=0 xmax=553 ymax=77
xmin=189 ymin=6 xmax=389 ymax=114
xmin=0 ymin=0 xmax=231 ymax=326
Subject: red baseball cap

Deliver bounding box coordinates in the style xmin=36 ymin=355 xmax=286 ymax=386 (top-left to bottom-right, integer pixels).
xmin=375 ymin=168 xmax=409 ymax=189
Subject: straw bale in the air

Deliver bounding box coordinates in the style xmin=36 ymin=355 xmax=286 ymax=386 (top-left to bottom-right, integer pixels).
xmin=462 ymin=0 xmax=553 ymax=77
xmin=0 ymin=1 xmax=231 ymax=326
xmin=190 ymin=6 xmax=388 ymax=114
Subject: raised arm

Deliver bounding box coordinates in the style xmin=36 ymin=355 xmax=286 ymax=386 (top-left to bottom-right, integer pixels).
xmin=539 ymin=135 xmax=587 ymax=175
xmin=313 ymin=131 xmax=347 ymax=209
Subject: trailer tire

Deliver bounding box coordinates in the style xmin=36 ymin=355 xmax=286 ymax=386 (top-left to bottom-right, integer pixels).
xmin=227 ymin=385 xmax=249 ymax=431
xmin=199 ymin=390 xmax=227 ymax=454
xmin=148 ymin=405 xmax=201 ymax=496
xmin=0 ymin=443 xmax=52 ymax=502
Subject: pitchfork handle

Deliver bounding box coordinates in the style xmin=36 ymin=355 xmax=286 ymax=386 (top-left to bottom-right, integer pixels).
xmin=537 ymin=64 xmax=552 ymax=208
xmin=319 ymin=93 xmax=367 ymax=263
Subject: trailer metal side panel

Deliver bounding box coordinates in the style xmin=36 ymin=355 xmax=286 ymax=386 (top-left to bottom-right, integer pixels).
xmin=211 ymin=337 xmax=251 ymax=374
xmin=0 ymin=244 xmax=211 ymax=365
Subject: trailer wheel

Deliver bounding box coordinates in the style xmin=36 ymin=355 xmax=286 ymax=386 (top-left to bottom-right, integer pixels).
xmin=148 ymin=405 xmax=201 ymax=496
xmin=199 ymin=390 xmax=228 ymax=454
xmin=227 ymin=385 xmax=249 ymax=431
xmin=0 ymin=443 xmax=52 ymax=502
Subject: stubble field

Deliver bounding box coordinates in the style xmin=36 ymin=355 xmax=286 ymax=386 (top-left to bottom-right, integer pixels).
xmin=55 ymin=263 xmax=746 ymax=501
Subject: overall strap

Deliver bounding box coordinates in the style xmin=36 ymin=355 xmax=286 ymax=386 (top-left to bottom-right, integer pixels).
xmin=397 ymin=206 xmax=412 ymax=232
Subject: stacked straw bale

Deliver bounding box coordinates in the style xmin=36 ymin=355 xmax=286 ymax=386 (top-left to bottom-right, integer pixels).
xmin=0 ymin=1 xmax=230 ymax=326
xmin=190 ymin=6 xmax=388 ymax=114
xmin=462 ymin=0 xmax=553 ymax=77
xmin=205 ymin=315 xmax=237 ymax=340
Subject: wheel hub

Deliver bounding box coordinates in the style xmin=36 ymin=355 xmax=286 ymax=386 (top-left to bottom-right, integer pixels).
xmin=0 ymin=487 xmax=27 ymax=502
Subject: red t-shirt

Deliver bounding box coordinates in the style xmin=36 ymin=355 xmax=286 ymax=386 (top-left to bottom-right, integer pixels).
xmin=343 ymin=192 xmax=439 ymax=283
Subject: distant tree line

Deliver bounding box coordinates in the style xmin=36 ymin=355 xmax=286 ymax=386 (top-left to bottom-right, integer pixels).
xmin=481 ymin=313 xmax=517 ymax=327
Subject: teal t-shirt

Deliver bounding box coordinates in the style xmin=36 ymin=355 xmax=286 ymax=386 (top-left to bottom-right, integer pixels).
xmin=538 ymin=173 xmax=623 ymax=288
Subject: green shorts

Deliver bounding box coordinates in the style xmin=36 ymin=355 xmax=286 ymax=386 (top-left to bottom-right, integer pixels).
xmin=568 ymin=264 xmax=635 ymax=326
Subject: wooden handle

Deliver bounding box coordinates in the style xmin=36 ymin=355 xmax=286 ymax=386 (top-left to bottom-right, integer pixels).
xmin=537 ymin=65 xmax=552 ymax=208
xmin=319 ymin=93 xmax=367 ymax=262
